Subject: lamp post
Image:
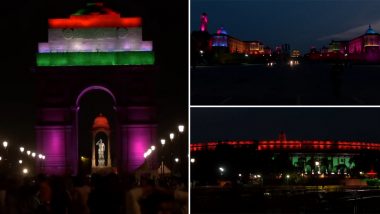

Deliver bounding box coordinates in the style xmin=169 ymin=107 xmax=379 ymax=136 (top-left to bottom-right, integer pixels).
xmin=160 ymin=139 xmax=166 ymax=178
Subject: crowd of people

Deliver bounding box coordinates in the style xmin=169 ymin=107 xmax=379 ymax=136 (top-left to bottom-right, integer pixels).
xmin=0 ymin=173 xmax=188 ymax=214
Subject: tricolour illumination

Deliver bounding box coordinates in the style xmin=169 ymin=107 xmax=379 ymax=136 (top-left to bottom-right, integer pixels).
xmin=37 ymin=52 xmax=154 ymax=66
xmin=37 ymin=3 xmax=154 ymax=67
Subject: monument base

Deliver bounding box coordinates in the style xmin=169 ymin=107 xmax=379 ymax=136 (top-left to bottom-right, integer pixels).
xmin=91 ymin=166 xmax=116 ymax=175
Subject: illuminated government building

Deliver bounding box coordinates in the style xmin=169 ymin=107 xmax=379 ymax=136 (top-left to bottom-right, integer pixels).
xmin=310 ymin=25 xmax=380 ymax=62
xmin=191 ymin=132 xmax=380 ymax=176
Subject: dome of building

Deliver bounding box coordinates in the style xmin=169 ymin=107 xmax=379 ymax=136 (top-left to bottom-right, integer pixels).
xmin=217 ymin=27 xmax=228 ymax=35
xmin=92 ymin=114 xmax=110 ymax=129
xmin=365 ymin=25 xmax=377 ymax=35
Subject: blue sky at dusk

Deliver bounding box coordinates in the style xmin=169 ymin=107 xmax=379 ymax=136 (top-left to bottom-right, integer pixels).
xmin=191 ymin=0 xmax=380 ymax=53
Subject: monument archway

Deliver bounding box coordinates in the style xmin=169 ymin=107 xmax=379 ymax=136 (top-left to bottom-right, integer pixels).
xmin=35 ymin=3 xmax=157 ymax=175
xmin=75 ymin=86 xmax=117 ymax=175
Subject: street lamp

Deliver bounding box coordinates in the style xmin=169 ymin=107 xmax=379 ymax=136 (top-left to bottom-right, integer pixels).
xmin=169 ymin=133 xmax=175 ymax=141
xmin=2 ymin=141 xmax=8 ymax=149
xmin=20 ymin=147 xmax=24 ymax=153
xmin=27 ymin=150 xmax=31 ymax=155
xmin=22 ymin=168 xmax=28 ymax=174
xmin=32 ymin=152 xmax=36 ymax=158
xmin=161 ymin=139 xmax=166 ymax=145
xmin=178 ymin=125 xmax=185 ymax=133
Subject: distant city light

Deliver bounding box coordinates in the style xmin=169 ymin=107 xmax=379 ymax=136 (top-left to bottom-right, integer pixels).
xmin=238 ymin=173 xmax=242 ymax=177
xmin=2 ymin=141 xmax=8 ymax=148
xmin=315 ymin=161 xmax=320 ymax=166
xmin=175 ymin=158 xmax=179 ymax=163
xmin=161 ymin=139 xmax=166 ymax=145
xmin=19 ymin=160 xmax=22 ymax=164
xmin=219 ymin=167 xmax=224 ymax=172
xmin=151 ymin=145 xmax=156 ymax=151
xmin=27 ymin=151 xmax=31 ymax=155
xmin=169 ymin=133 xmax=175 ymax=140
xmin=190 ymin=158 xmax=195 ymax=163
xmin=0 ymin=157 xmax=2 ymax=161
xmin=286 ymin=174 xmax=290 ymax=179
xmin=32 ymin=153 xmax=36 ymax=158
xmin=20 ymin=147 xmax=24 ymax=153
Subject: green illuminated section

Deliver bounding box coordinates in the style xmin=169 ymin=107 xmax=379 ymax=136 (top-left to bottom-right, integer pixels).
xmin=37 ymin=51 xmax=154 ymax=66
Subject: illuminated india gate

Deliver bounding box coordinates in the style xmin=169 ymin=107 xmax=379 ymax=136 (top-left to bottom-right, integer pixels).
xmin=34 ymin=3 xmax=157 ymax=175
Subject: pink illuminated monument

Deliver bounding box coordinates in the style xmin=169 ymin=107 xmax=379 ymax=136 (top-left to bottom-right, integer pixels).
xmin=200 ymin=13 xmax=208 ymax=32
xmin=35 ymin=3 xmax=157 ymax=175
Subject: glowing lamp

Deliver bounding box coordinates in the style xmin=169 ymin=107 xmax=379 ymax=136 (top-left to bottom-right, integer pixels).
xmin=22 ymin=168 xmax=28 ymax=174
xmin=178 ymin=125 xmax=185 ymax=133
xmin=169 ymin=133 xmax=175 ymax=140
xmin=20 ymin=147 xmax=24 ymax=153
xmin=161 ymin=139 xmax=166 ymax=145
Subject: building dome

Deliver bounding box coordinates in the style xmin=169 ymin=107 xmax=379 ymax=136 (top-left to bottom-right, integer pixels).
xmin=92 ymin=114 xmax=110 ymax=129
xmin=217 ymin=27 xmax=228 ymax=35
xmin=365 ymin=25 xmax=377 ymax=35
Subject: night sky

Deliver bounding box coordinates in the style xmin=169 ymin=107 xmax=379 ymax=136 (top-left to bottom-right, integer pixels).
xmin=0 ymin=0 xmax=187 ymax=150
xmin=191 ymin=0 xmax=380 ymax=53
xmin=191 ymin=108 xmax=380 ymax=143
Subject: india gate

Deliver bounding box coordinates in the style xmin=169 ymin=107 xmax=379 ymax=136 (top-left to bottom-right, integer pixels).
xmin=34 ymin=2 xmax=157 ymax=175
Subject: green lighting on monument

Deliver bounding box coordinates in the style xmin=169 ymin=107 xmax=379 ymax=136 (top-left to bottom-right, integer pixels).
xmin=37 ymin=52 xmax=155 ymax=66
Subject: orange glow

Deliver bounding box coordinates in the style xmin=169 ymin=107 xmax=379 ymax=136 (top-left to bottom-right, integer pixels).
xmin=49 ymin=15 xmax=142 ymax=28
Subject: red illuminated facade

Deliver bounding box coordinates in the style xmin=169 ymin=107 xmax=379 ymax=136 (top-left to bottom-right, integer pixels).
xmin=48 ymin=3 xmax=141 ymax=28
xmin=191 ymin=139 xmax=380 ymax=152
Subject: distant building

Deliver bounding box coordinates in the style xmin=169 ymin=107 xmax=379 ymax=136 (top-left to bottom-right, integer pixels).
xmin=291 ymin=50 xmax=301 ymax=58
xmin=211 ymin=27 xmax=265 ymax=55
xmin=328 ymin=40 xmax=349 ymax=54
xmin=348 ymin=25 xmax=380 ymax=62
xmin=200 ymin=13 xmax=208 ymax=32
xmin=310 ymin=25 xmax=380 ymax=62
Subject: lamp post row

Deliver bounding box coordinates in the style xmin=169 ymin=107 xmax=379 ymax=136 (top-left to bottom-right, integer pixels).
xmin=0 ymin=140 xmax=46 ymax=175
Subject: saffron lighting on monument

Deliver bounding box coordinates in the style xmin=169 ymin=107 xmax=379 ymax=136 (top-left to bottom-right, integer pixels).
xmin=37 ymin=2 xmax=154 ymax=66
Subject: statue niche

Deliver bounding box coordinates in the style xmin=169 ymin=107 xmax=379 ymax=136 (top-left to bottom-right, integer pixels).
xmin=92 ymin=114 xmax=112 ymax=173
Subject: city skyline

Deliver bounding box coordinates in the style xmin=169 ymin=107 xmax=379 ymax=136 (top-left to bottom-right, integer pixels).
xmin=191 ymin=0 xmax=380 ymax=53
